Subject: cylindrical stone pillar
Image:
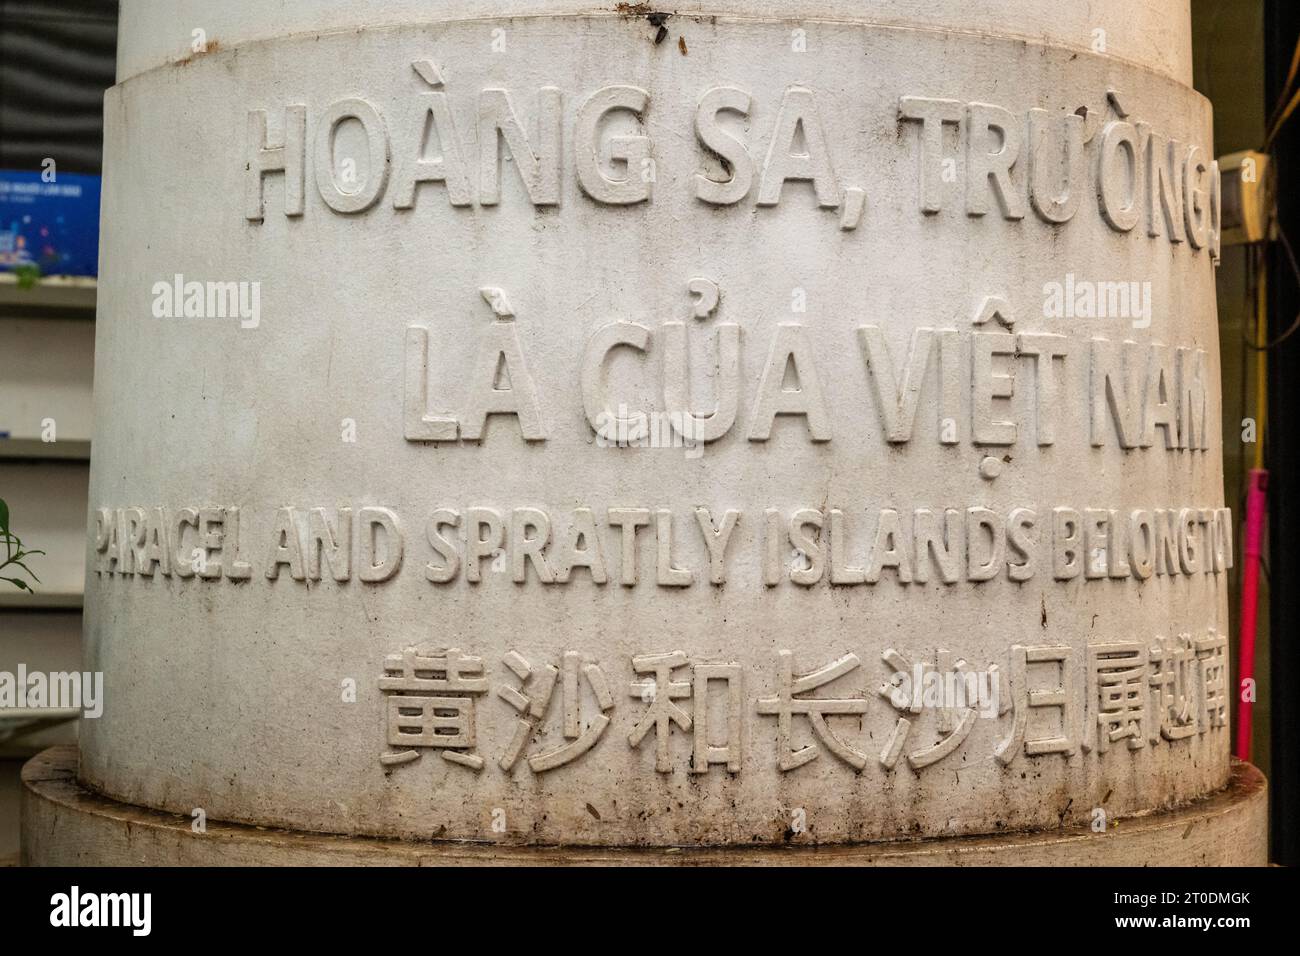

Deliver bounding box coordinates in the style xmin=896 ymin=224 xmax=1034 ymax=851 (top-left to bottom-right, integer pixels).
xmin=25 ymin=0 xmax=1267 ymax=863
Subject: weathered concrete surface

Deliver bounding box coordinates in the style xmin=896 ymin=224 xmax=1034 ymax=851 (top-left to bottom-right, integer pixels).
xmin=23 ymin=747 xmax=1268 ymax=865
xmin=113 ymin=1 xmax=1195 ymax=87
xmin=61 ymin=0 xmax=1250 ymax=856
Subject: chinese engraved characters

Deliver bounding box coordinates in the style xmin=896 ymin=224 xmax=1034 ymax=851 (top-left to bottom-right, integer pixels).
xmin=379 ymin=647 xmax=488 ymax=770
xmin=497 ymin=650 xmax=614 ymax=772
xmin=628 ymin=652 xmax=743 ymax=773
xmin=757 ymin=651 xmax=869 ymax=770
xmin=377 ymin=630 xmax=1230 ymax=776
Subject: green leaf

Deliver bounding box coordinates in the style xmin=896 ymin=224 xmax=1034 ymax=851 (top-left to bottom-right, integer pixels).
xmin=8 ymin=560 xmax=39 ymax=582
xmin=13 ymin=264 xmax=41 ymax=289
xmin=0 ymin=500 xmax=43 ymax=590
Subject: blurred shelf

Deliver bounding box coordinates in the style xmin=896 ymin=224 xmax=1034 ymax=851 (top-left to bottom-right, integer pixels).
xmin=0 ymin=317 xmax=96 ymax=445
xmin=0 ymin=709 xmax=80 ymax=754
xmin=0 ymin=591 xmax=83 ymax=610
xmin=0 ymin=462 xmax=90 ymax=594
xmin=0 ymin=274 xmax=97 ymax=316
xmin=0 ymin=439 xmax=90 ymax=461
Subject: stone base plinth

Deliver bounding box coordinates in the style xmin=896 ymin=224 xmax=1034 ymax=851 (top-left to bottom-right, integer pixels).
xmin=21 ymin=747 xmax=1268 ymax=866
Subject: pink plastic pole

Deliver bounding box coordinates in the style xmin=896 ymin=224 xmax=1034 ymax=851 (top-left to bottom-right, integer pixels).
xmin=1236 ymin=468 xmax=1268 ymax=761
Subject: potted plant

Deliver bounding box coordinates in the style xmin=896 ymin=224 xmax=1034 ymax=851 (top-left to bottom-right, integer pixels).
xmin=0 ymin=497 xmax=43 ymax=591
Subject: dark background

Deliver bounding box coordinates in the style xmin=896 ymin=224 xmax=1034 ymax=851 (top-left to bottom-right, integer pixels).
xmin=0 ymin=0 xmax=117 ymax=174
xmin=1264 ymin=0 xmax=1299 ymax=867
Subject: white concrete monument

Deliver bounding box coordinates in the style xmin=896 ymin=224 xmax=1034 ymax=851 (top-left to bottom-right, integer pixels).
xmin=24 ymin=0 xmax=1267 ymax=864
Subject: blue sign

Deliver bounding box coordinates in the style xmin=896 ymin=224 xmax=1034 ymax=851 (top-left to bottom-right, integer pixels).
xmin=0 ymin=169 xmax=102 ymax=278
